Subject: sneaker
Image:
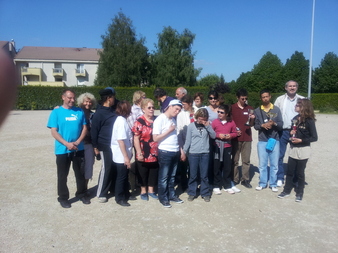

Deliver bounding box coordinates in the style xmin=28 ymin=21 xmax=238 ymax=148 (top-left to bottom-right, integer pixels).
xmin=202 ymin=196 xmax=211 ymax=202
xmin=278 ymin=192 xmax=290 ymax=199
xmin=224 ymin=188 xmax=235 ymax=194
xmin=170 ymin=197 xmax=184 ymax=204
xmin=161 ymin=201 xmax=172 ymax=208
xmin=98 ymin=197 xmax=107 ymax=203
xmin=188 ymin=195 xmax=195 ymax=202
xmin=277 ymin=180 xmax=283 ymax=187
xmin=271 ymin=187 xmax=278 ymax=192
xmin=213 ymin=188 xmax=222 ymax=195
xmin=148 ymin=192 xmax=158 ymax=199
xmin=256 ymin=186 xmax=263 ymax=191
xmin=231 ymin=186 xmax=241 ymax=193
xmin=295 ymin=195 xmax=303 ymax=202
xmin=140 ymin=193 xmax=149 ymax=201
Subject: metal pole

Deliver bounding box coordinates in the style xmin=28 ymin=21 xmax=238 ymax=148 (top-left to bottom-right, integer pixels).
xmin=308 ymin=0 xmax=316 ymax=99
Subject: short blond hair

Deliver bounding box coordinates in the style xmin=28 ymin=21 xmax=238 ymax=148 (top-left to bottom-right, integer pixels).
xmin=141 ymin=98 xmax=154 ymax=109
xmin=133 ymin=91 xmax=146 ymax=104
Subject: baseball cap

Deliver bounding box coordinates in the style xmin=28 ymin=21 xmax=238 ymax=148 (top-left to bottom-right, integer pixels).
xmin=165 ymin=99 xmax=182 ymax=111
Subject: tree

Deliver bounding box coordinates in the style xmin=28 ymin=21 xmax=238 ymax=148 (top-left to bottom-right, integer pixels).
xmin=313 ymin=52 xmax=338 ymax=93
xmin=152 ymin=26 xmax=200 ymax=87
xmin=283 ymin=51 xmax=309 ymax=93
xmin=197 ymin=74 xmax=220 ymax=87
xmin=246 ymin=51 xmax=284 ymax=92
xmin=95 ymin=12 xmax=150 ymax=87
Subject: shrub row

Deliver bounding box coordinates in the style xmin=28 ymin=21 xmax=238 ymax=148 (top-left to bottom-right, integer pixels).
xmin=15 ymin=86 xmax=338 ymax=112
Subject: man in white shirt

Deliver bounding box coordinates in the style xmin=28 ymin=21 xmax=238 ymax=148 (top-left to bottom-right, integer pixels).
xmin=274 ymin=80 xmax=304 ymax=186
xmin=153 ymin=99 xmax=184 ymax=208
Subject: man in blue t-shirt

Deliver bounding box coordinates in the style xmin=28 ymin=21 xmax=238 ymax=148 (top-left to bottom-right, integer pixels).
xmin=47 ymin=89 xmax=89 ymax=208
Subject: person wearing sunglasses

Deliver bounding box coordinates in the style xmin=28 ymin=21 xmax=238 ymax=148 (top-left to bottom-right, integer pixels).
xmin=206 ymin=90 xmax=219 ymax=123
xmin=278 ymin=99 xmax=317 ymax=202
xmin=211 ymin=104 xmax=238 ymax=195
xmin=132 ymin=98 xmax=159 ymax=201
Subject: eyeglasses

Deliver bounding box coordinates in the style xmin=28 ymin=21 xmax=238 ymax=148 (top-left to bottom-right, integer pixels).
xmin=217 ymin=111 xmax=225 ymax=114
xmin=208 ymin=96 xmax=217 ymax=100
xmin=241 ymin=98 xmax=248 ymax=101
xmin=295 ymin=104 xmax=301 ymax=107
xmin=147 ymin=106 xmax=155 ymax=110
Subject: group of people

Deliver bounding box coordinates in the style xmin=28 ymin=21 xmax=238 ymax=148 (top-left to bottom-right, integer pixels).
xmin=47 ymin=80 xmax=317 ymax=209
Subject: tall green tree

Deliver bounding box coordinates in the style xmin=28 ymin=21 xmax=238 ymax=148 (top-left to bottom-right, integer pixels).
xmin=283 ymin=51 xmax=309 ymax=93
xmin=95 ymin=12 xmax=150 ymax=87
xmin=197 ymin=74 xmax=220 ymax=87
xmin=152 ymin=26 xmax=200 ymax=87
xmin=246 ymin=51 xmax=284 ymax=92
xmin=313 ymin=52 xmax=338 ymax=93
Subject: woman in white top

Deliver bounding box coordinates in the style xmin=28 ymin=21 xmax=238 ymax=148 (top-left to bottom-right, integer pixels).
xmin=111 ymin=101 xmax=133 ymax=207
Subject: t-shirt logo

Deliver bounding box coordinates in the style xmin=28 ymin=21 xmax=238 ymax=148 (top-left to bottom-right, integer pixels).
xmin=65 ymin=114 xmax=78 ymax=121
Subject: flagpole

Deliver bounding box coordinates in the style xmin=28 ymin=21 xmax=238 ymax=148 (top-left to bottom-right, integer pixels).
xmin=308 ymin=0 xmax=315 ymax=99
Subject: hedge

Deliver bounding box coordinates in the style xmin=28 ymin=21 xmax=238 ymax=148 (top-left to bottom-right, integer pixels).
xmin=15 ymin=86 xmax=338 ymax=112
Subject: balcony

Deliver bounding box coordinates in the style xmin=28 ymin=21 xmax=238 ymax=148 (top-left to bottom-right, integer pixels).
xmin=25 ymin=81 xmax=65 ymax=87
xmin=75 ymin=68 xmax=86 ymax=77
xmin=21 ymin=67 xmax=42 ymax=76
xmin=53 ymin=68 xmax=64 ymax=77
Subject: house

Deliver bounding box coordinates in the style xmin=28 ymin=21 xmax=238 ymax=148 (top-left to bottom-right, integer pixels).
xmin=14 ymin=46 xmax=101 ymax=87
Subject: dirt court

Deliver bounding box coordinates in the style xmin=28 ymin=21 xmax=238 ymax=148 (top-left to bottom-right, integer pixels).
xmin=0 ymin=110 xmax=337 ymax=252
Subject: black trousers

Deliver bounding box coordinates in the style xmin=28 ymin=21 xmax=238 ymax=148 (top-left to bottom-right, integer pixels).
xmin=115 ymin=163 xmax=130 ymax=202
xmin=96 ymin=146 xmax=116 ymax=198
xmin=283 ymin=157 xmax=308 ymax=196
xmin=214 ymin=147 xmax=232 ymax=189
xmin=56 ymin=150 xmax=87 ymax=201
xmin=137 ymin=161 xmax=159 ymax=187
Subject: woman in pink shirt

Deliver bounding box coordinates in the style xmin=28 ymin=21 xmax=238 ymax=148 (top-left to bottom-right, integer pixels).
xmin=212 ymin=104 xmax=238 ymax=195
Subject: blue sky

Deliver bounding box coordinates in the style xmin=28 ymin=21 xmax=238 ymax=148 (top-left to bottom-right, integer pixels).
xmin=1 ymin=0 xmax=337 ymax=82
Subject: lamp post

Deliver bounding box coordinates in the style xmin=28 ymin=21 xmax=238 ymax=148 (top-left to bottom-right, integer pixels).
xmin=308 ymin=0 xmax=316 ymax=99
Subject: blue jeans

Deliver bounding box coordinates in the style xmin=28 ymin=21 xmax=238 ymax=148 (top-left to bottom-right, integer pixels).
xmin=188 ymin=153 xmax=210 ymax=197
xmin=158 ymin=150 xmax=180 ymax=202
xmin=257 ymin=141 xmax=280 ymax=188
xmin=277 ymin=130 xmax=290 ymax=181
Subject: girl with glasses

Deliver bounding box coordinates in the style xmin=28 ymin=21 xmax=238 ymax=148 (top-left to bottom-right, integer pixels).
xmin=211 ymin=104 xmax=238 ymax=195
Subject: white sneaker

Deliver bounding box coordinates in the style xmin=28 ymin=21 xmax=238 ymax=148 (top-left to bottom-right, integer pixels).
xmin=277 ymin=180 xmax=283 ymax=187
xmin=256 ymin=186 xmax=263 ymax=191
xmin=271 ymin=187 xmax=278 ymax=192
xmin=231 ymin=186 xmax=241 ymax=193
xmin=213 ymin=188 xmax=222 ymax=195
xmin=98 ymin=197 xmax=107 ymax=203
xmin=224 ymin=188 xmax=235 ymax=194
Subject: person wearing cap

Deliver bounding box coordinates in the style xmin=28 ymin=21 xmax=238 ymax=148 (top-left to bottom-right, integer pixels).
xmin=47 ymin=89 xmax=89 ymax=208
xmin=91 ymin=88 xmax=117 ymax=203
xmin=104 ymin=87 xmax=120 ymax=112
xmin=153 ymin=88 xmax=174 ymax=113
xmin=152 ymin=99 xmax=184 ymax=208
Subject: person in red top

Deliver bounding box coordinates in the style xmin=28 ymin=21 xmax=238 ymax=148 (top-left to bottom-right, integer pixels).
xmin=132 ymin=98 xmax=159 ymax=201
xmin=211 ymin=104 xmax=238 ymax=195
xmin=231 ymin=89 xmax=255 ymax=189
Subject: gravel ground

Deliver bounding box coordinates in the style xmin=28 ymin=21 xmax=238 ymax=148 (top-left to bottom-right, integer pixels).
xmin=0 ymin=110 xmax=337 ymax=253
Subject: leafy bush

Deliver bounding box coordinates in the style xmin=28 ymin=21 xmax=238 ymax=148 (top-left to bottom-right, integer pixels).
xmin=14 ymin=86 xmax=338 ymax=112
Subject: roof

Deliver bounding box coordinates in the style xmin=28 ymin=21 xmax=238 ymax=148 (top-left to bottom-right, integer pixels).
xmin=0 ymin=41 xmax=9 ymax=49
xmin=15 ymin=46 xmax=101 ymax=62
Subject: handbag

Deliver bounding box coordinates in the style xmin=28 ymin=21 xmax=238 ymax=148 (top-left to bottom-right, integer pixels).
xmin=266 ymin=138 xmax=277 ymax=151
xmin=259 ymin=109 xmax=277 ymax=152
